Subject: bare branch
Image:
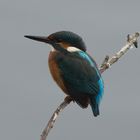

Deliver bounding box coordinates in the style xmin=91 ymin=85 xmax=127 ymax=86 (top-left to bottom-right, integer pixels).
xmin=99 ymin=32 xmax=139 ymax=73
xmin=40 ymin=96 xmax=72 ymax=140
xmin=40 ymin=32 xmax=139 ymax=140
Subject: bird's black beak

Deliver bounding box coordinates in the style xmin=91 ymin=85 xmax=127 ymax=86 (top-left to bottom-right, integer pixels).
xmin=24 ymin=35 xmax=69 ymax=54
xmin=24 ymin=35 xmax=51 ymax=44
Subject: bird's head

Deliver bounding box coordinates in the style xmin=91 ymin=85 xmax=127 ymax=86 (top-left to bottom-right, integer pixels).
xmin=24 ymin=31 xmax=86 ymax=52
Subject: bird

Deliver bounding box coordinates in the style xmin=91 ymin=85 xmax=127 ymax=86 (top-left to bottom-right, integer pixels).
xmin=24 ymin=31 xmax=104 ymax=117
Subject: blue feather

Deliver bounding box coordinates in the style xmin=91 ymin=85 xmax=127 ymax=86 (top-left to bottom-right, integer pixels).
xmin=96 ymin=78 xmax=104 ymax=104
xmin=56 ymin=50 xmax=104 ymax=116
xmin=78 ymin=51 xmax=104 ymax=104
xmin=78 ymin=51 xmax=100 ymax=74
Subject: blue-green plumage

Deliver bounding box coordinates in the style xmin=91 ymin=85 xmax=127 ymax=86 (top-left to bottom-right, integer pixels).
xmin=54 ymin=50 xmax=104 ymax=116
xmin=24 ymin=31 xmax=104 ymax=117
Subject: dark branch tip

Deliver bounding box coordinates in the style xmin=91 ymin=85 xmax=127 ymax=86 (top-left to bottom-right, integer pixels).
xmin=127 ymin=34 xmax=130 ymax=42
xmin=135 ymin=32 xmax=140 ymax=37
xmin=133 ymin=41 xmax=138 ymax=48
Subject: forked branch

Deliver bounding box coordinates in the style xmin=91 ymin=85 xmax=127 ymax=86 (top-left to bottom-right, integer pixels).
xmin=100 ymin=32 xmax=139 ymax=73
xmin=40 ymin=32 xmax=139 ymax=140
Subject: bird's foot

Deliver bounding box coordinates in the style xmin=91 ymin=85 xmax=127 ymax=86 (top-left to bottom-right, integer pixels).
xmin=64 ymin=96 xmax=73 ymax=103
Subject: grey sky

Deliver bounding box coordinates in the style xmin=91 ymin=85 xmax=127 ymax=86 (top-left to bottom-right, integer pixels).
xmin=0 ymin=0 xmax=140 ymax=140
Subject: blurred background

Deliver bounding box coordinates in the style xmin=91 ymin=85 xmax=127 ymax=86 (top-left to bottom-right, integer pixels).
xmin=0 ymin=0 xmax=140 ymax=140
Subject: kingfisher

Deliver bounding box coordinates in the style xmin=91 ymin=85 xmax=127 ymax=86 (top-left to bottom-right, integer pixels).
xmin=24 ymin=31 xmax=104 ymax=117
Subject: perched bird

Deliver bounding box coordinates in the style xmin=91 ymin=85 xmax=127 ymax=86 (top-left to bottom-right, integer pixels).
xmin=24 ymin=31 xmax=104 ymax=117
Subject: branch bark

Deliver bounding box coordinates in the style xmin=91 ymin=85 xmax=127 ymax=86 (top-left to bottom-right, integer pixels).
xmin=40 ymin=32 xmax=139 ymax=140
xmin=99 ymin=32 xmax=139 ymax=73
xmin=40 ymin=97 xmax=72 ymax=140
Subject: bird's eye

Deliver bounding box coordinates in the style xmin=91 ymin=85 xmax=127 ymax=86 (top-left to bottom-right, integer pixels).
xmin=51 ymin=38 xmax=61 ymax=43
xmin=57 ymin=38 xmax=63 ymax=42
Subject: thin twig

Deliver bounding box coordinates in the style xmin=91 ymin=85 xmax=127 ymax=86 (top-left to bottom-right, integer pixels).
xmin=40 ymin=96 xmax=72 ymax=140
xmin=100 ymin=32 xmax=139 ymax=73
xmin=40 ymin=32 xmax=139 ymax=140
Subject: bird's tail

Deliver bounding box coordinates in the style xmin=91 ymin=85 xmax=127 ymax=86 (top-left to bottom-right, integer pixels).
xmin=90 ymin=97 xmax=99 ymax=117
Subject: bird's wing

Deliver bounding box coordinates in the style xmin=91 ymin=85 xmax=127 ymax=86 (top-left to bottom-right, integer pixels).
xmin=56 ymin=51 xmax=103 ymax=96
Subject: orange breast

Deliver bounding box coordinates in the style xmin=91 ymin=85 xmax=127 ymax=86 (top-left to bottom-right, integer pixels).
xmin=48 ymin=51 xmax=67 ymax=94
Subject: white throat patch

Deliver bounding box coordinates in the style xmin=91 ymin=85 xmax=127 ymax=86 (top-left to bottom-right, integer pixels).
xmin=48 ymin=45 xmax=55 ymax=52
xmin=67 ymin=46 xmax=81 ymax=52
xmin=49 ymin=45 xmax=81 ymax=52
